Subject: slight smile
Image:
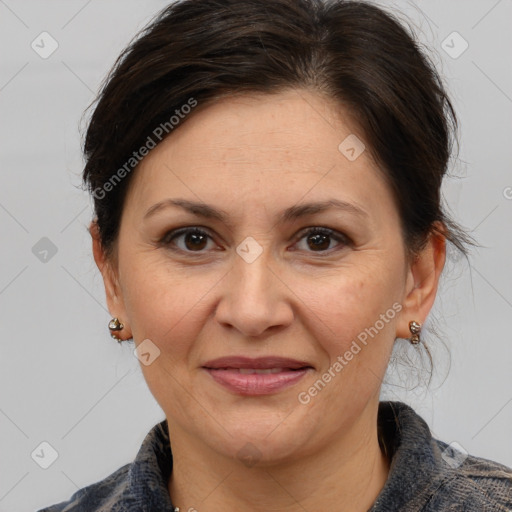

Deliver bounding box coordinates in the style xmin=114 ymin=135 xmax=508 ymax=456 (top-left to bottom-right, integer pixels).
xmin=202 ymin=356 xmax=314 ymax=395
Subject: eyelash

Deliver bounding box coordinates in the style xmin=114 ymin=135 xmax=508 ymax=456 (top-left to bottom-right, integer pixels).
xmin=159 ymin=226 xmax=351 ymax=255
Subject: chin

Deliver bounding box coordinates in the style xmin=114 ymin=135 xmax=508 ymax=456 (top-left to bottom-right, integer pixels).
xmin=217 ymin=432 xmax=306 ymax=468
xmin=201 ymin=409 xmax=313 ymax=464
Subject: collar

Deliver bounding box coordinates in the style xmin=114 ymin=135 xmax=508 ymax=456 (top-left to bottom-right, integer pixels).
xmin=370 ymin=401 xmax=452 ymax=511
xmin=126 ymin=420 xmax=175 ymax=510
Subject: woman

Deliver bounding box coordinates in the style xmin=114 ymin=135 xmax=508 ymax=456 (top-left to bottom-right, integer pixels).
xmin=38 ymin=0 xmax=512 ymax=510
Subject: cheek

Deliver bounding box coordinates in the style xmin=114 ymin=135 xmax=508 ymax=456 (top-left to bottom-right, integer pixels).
xmin=121 ymin=265 xmax=218 ymax=412
xmin=306 ymin=268 xmax=400 ymax=344
xmin=299 ymin=267 xmax=402 ymax=405
xmin=120 ymin=259 xmax=218 ymax=352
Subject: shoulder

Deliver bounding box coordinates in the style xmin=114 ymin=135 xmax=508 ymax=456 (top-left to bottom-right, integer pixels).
xmin=36 ymin=463 xmax=133 ymax=511
xmin=36 ymin=419 xmax=173 ymax=511
xmin=425 ymin=438 xmax=512 ymax=511
xmin=373 ymin=402 xmax=512 ymax=512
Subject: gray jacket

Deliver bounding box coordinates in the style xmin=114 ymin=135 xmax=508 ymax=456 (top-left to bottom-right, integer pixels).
xmin=37 ymin=401 xmax=512 ymax=511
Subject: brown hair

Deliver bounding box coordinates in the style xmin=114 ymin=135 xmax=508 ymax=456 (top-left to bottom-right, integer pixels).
xmin=82 ymin=0 xmax=476 ymax=265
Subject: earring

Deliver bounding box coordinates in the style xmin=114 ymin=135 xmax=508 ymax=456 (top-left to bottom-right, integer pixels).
xmin=409 ymin=320 xmax=421 ymax=345
xmin=108 ymin=317 xmax=124 ymax=343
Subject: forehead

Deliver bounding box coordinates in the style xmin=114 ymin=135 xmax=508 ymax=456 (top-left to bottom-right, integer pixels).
xmin=125 ymin=89 xmax=396 ymax=224
xmin=164 ymin=89 xmax=362 ymax=159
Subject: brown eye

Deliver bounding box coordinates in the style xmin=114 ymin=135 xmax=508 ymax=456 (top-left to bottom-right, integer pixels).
xmin=161 ymin=228 xmax=214 ymax=252
xmin=307 ymin=232 xmax=331 ymax=251
xmin=182 ymin=231 xmax=208 ymax=251
xmin=295 ymin=227 xmax=350 ymax=253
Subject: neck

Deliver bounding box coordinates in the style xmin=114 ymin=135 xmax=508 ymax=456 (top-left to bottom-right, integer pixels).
xmin=168 ymin=400 xmax=389 ymax=512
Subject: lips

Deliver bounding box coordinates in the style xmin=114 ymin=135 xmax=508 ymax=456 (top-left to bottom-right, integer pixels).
xmin=202 ymin=356 xmax=313 ymax=371
xmin=202 ymin=356 xmax=313 ymax=395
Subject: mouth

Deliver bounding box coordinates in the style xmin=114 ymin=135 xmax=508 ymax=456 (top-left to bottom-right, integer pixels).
xmin=202 ymin=355 xmax=313 ymax=370
xmin=213 ymin=367 xmax=308 ymax=374
xmin=202 ymin=356 xmax=313 ymax=395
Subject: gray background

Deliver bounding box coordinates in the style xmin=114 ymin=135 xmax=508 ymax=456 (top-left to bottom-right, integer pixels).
xmin=0 ymin=1 xmax=511 ymax=510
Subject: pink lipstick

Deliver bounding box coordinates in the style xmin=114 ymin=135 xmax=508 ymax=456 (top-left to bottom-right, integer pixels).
xmin=202 ymin=356 xmax=313 ymax=395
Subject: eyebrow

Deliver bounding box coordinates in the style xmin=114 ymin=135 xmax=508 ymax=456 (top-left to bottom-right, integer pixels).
xmin=143 ymin=198 xmax=369 ymax=224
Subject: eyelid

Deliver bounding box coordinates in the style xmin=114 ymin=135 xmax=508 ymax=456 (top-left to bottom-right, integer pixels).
xmin=159 ymin=225 xmax=351 ymax=254
xmin=292 ymin=226 xmax=351 ymax=251
xmin=295 ymin=226 xmax=349 ymax=241
xmin=159 ymin=226 xmax=217 ymax=251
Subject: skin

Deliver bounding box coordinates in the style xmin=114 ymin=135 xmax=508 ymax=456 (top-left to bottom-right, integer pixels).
xmin=91 ymin=88 xmax=446 ymax=511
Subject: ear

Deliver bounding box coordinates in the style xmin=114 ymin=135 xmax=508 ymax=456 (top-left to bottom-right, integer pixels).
xmin=395 ymin=222 xmax=446 ymax=339
xmin=89 ymin=220 xmax=131 ymax=338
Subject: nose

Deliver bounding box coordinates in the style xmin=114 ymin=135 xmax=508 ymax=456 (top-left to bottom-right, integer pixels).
xmin=214 ymin=247 xmax=294 ymax=338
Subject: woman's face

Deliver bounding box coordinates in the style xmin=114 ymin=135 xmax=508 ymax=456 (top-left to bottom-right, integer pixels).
xmin=95 ymin=89 xmax=442 ymax=464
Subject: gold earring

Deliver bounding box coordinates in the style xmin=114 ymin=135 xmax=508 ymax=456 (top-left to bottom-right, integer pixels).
xmin=409 ymin=320 xmax=421 ymax=345
xmin=108 ymin=317 xmax=124 ymax=343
